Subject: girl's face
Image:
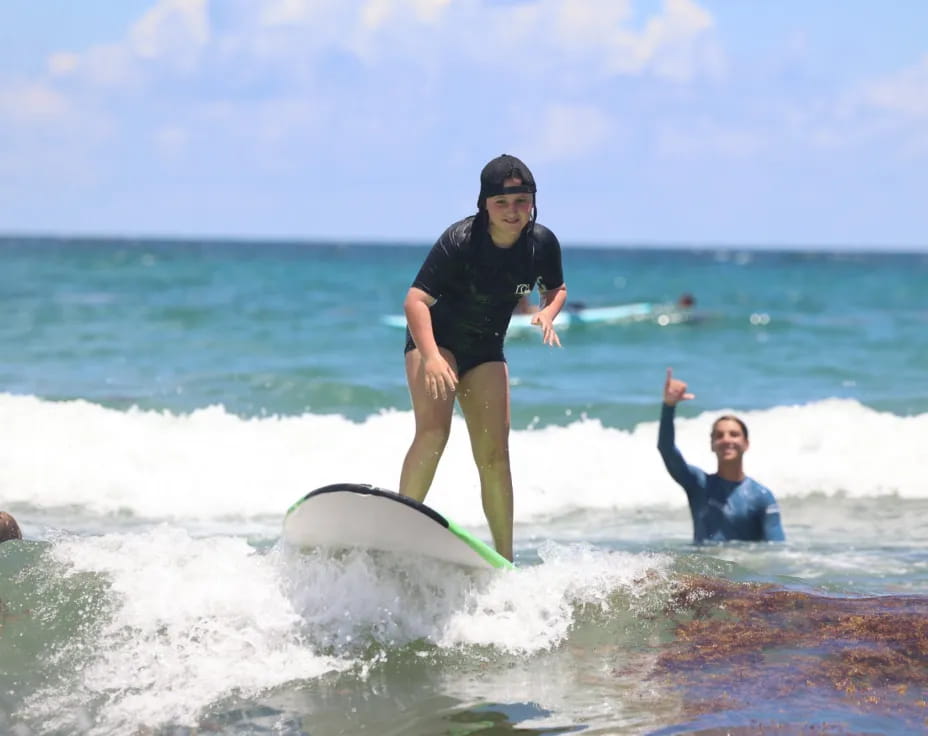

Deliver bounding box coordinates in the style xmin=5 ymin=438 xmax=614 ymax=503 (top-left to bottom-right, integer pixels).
xmin=485 ymin=176 xmax=534 ymax=244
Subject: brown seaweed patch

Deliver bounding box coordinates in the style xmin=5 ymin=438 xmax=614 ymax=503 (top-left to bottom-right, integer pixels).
xmin=650 ymin=576 xmax=928 ymax=725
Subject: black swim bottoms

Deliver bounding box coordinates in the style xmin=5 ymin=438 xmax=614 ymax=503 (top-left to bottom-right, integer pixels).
xmin=404 ymin=330 xmax=505 ymax=378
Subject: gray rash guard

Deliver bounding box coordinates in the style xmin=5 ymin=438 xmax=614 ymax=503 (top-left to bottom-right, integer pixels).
xmin=658 ymin=404 xmax=785 ymax=543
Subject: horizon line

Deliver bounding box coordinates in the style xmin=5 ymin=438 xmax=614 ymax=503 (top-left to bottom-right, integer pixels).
xmin=1 ymin=230 xmax=926 ymax=256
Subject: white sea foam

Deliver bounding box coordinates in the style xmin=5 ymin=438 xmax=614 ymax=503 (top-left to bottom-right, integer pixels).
xmin=434 ymin=542 xmax=670 ymax=652
xmin=20 ymin=529 xmax=669 ymax=735
xmin=279 ymin=540 xmax=670 ymax=654
xmin=23 ymin=528 xmax=350 ymax=735
xmin=2 ymin=393 xmax=926 ymax=533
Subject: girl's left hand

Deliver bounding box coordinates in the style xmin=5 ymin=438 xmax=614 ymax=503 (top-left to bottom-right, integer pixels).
xmin=531 ymin=312 xmax=561 ymax=347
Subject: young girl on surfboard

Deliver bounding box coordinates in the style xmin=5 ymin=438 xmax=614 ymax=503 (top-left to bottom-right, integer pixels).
xmin=398 ymin=154 xmax=568 ymax=561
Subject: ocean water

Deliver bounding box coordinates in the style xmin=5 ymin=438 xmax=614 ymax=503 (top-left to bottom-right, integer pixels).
xmin=1 ymin=235 xmax=927 ymax=735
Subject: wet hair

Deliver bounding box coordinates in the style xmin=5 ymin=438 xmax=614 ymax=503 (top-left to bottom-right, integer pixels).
xmin=0 ymin=512 xmax=22 ymax=543
xmin=477 ymin=154 xmax=538 ymax=225
xmin=711 ymin=415 xmax=749 ymax=440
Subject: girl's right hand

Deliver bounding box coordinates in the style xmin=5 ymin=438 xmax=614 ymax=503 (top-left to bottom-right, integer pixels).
xmin=423 ymin=354 xmax=458 ymax=400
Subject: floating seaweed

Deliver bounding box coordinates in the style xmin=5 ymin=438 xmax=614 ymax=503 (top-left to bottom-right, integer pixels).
xmin=647 ymin=576 xmax=928 ymax=731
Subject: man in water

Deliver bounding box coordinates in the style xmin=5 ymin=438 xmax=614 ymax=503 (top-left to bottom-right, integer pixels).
xmin=658 ymin=368 xmax=785 ymax=543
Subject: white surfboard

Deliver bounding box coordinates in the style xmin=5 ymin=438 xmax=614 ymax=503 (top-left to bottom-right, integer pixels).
xmin=380 ymin=311 xmax=570 ymax=333
xmin=282 ymin=483 xmax=513 ymax=571
xmin=380 ymin=301 xmax=691 ymax=335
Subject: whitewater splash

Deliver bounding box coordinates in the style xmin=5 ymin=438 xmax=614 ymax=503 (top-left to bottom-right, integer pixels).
xmin=6 ymin=530 xmax=670 ymax=735
xmin=2 ymin=393 xmax=926 ymax=529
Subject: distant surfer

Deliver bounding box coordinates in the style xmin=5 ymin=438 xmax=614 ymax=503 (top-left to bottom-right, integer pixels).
xmin=399 ymin=154 xmax=567 ymax=561
xmin=658 ymin=368 xmax=785 ymax=543
xmin=539 ymin=293 xmax=695 ymax=317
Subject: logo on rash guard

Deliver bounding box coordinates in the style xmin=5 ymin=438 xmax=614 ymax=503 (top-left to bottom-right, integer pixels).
xmin=514 ymin=284 xmax=531 ymax=295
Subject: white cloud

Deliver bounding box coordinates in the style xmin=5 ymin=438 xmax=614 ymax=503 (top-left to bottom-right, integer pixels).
xmin=360 ymin=0 xmax=451 ymax=29
xmin=129 ymin=0 xmax=210 ymax=63
xmin=41 ymin=0 xmax=210 ymax=88
xmin=656 ymin=118 xmax=766 ymax=159
xmin=0 ymin=0 xmax=721 ymax=176
xmin=154 ymin=125 xmax=190 ymax=159
xmin=527 ymin=104 xmax=614 ymax=162
xmin=645 ymin=49 xmax=928 ymax=162
xmin=11 ymin=0 xmax=721 ymax=110
xmin=239 ymin=0 xmax=719 ymax=81
xmin=859 ymin=53 xmax=928 ymax=119
xmin=547 ymin=0 xmax=716 ymax=80
xmin=796 ymin=53 xmax=928 ymax=158
xmin=0 ymin=80 xmax=112 ymax=187
xmin=59 ymin=43 xmax=141 ymax=88
xmin=478 ymin=0 xmax=719 ymax=82
xmin=47 ymin=52 xmax=81 ymax=76
xmin=258 ymin=0 xmax=331 ymax=27
xmin=641 ymin=0 xmax=719 ymax=81
xmin=0 ymin=81 xmax=71 ymax=122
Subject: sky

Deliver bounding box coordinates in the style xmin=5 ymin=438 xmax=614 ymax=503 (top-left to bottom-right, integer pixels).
xmin=1 ymin=0 xmax=927 ymax=250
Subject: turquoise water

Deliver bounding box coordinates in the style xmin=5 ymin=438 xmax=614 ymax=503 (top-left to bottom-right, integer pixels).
xmin=4 ymin=238 xmax=927 ymax=422
xmin=1 ymin=236 xmax=927 ymax=734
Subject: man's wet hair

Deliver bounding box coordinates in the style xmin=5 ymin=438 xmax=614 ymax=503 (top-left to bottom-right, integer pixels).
xmin=711 ymin=415 xmax=749 ymax=441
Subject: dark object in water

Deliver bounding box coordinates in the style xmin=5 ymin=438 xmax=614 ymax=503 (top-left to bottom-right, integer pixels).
xmin=0 ymin=512 xmax=21 ymax=543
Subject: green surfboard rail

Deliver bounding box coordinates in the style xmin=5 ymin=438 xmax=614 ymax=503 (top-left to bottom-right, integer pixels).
xmin=447 ymin=520 xmax=515 ymax=570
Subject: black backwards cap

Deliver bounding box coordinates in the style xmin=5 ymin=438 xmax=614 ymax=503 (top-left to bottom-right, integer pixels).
xmin=477 ymin=154 xmax=536 ymax=209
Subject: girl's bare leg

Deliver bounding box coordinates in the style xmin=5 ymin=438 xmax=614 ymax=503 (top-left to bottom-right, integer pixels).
xmin=457 ymin=361 xmax=513 ymax=561
xmin=399 ymin=347 xmax=457 ymax=502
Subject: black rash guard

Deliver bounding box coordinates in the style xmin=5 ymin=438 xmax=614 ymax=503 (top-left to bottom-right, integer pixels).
xmin=404 ymin=215 xmax=564 ymax=374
